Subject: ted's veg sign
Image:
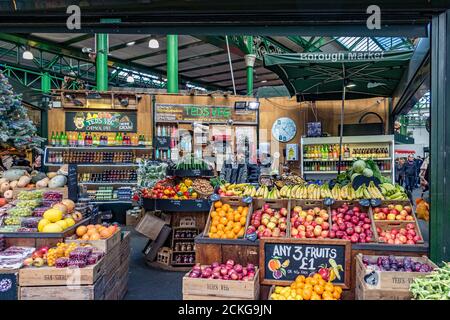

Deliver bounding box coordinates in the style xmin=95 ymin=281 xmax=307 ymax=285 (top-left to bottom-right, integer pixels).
xmin=260 ymin=238 xmax=351 ymax=288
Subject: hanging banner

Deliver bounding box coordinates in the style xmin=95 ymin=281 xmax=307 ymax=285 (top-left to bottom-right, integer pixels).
xmin=65 ymin=111 xmax=137 ymax=132
xmin=155 ymin=104 xmax=257 ymax=124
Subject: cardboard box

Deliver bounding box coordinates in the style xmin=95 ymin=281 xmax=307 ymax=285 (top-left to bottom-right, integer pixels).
xmin=143 ymin=224 xmax=172 ymax=262
xmin=135 ymin=211 xmax=170 ymax=239
xmin=126 ymin=208 xmax=144 ymax=226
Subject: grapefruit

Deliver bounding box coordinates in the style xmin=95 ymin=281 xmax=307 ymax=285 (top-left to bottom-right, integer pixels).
xmin=76 ymin=225 xmax=87 ymax=237
xmin=38 ymin=219 xmax=50 ymax=232
xmin=64 ymin=217 xmax=76 ymax=227
xmin=55 ymin=220 xmax=68 ymax=230
xmin=42 ymin=223 xmax=63 ymax=233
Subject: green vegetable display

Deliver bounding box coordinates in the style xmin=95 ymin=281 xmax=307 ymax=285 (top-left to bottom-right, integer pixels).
xmin=175 ymin=154 xmax=209 ymax=170
xmin=410 ymin=263 xmax=450 ymax=300
xmin=137 ymin=160 xmax=168 ymax=188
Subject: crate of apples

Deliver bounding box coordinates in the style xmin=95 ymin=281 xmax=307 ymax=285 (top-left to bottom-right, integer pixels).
xmin=376 ymin=223 xmax=422 ymax=244
xmin=290 ymin=206 xmax=330 ymax=239
xmin=373 ymin=204 xmax=414 ymax=221
xmin=247 ymin=203 xmax=288 ymax=238
xmin=330 ymin=203 xmax=374 ymax=243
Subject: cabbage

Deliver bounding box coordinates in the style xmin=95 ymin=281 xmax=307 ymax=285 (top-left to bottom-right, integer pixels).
xmin=352 ymin=160 xmax=366 ymax=173
xmin=363 ymin=168 xmax=374 ymax=177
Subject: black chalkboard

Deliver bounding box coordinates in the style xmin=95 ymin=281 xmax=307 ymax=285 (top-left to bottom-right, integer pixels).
xmin=260 ymin=238 xmax=351 ymax=288
xmin=154 ymin=136 xmax=171 ymax=149
xmin=68 ymin=164 xmax=78 ymax=202
xmin=0 ymin=273 xmax=18 ymax=300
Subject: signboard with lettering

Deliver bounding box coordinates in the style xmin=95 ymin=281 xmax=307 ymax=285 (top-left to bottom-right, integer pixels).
xmin=260 ymin=238 xmax=351 ymax=287
xmin=65 ymin=111 xmax=137 ymax=132
xmin=155 ymin=104 xmax=257 ymax=124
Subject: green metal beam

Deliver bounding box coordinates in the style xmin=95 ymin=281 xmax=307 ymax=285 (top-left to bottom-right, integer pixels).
xmin=61 ymin=34 xmax=94 ymax=46
xmin=179 ymin=58 xmax=242 ymax=73
xmin=151 ymin=49 xmax=224 ymax=68
xmin=166 ymin=35 xmax=178 ymax=93
xmin=109 ymin=35 xmax=163 ymax=52
xmin=95 ymin=33 xmax=109 ymax=92
xmin=129 ymin=41 xmax=204 ymax=62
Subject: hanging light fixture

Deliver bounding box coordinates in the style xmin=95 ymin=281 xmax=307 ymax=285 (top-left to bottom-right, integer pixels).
xmin=344 ymin=78 xmax=356 ymax=88
xmin=148 ymin=38 xmax=159 ymax=49
xmin=22 ymin=48 xmax=34 ymax=60
xmin=126 ymin=73 xmax=135 ymax=83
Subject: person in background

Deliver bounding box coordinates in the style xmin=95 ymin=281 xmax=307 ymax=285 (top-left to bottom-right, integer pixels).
xmin=395 ymin=158 xmax=405 ymax=187
xmin=415 ymin=156 xmax=423 ymax=188
xmin=419 ymin=156 xmax=430 ymax=195
xmin=403 ymin=154 xmax=417 ymax=193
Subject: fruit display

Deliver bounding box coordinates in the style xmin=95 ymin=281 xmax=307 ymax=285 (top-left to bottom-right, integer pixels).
xmin=75 ymin=223 xmax=119 ymax=241
xmin=373 ymin=203 xmax=415 ymax=221
xmin=410 ymin=263 xmax=450 ymax=300
xmin=362 ymin=255 xmax=434 ymax=272
xmin=353 ymin=182 xmax=385 ymax=199
xmin=290 ymin=206 xmax=330 ymax=239
xmin=247 ymin=203 xmax=287 ymax=238
xmin=7 ymin=207 xmax=32 ymax=217
xmin=274 ymin=173 xmax=305 ymax=187
xmin=270 ymin=273 xmax=342 ymax=300
xmin=376 ymin=223 xmax=422 ymax=244
xmin=379 ymin=183 xmax=409 ymax=200
xmin=218 ymin=183 xmax=253 ymax=197
xmin=187 ymin=260 xmax=256 ymax=281
xmin=137 ymin=160 xmax=168 ymax=188
xmin=207 ymin=201 xmax=249 ymax=239
xmin=17 ymin=190 xmax=44 ymax=200
xmin=0 ymin=246 xmax=35 ymax=269
xmin=192 ymin=178 xmax=214 ymax=196
xmin=143 ymin=178 xmax=199 ymax=199
xmin=330 ymin=203 xmax=374 ymax=243
xmin=175 ymin=154 xmax=209 ymax=170
xmin=37 ymin=199 xmax=78 ymax=233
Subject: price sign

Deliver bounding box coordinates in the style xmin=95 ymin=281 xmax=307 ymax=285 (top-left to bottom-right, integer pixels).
xmin=154 ymin=136 xmax=171 ymax=149
xmin=67 ymin=164 xmax=78 ymax=202
xmin=259 ymin=238 xmax=351 ymax=288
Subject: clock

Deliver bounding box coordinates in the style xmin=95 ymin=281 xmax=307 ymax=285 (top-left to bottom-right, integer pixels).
xmin=271 ymin=117 xmax=297 ymax=142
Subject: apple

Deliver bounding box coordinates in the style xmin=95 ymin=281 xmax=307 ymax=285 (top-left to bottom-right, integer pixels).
xmin=315 ymin=217 xmax=324 ymax=225
xmin=291 ymin=228 xmax=299 ymax=236
xmin=406 ymin=215 xmax=414 ymax=221
xmin=338 ymin=223 xmax=346 ymax=231
xmin=391 ymin=209 xmax=399 ymax=216
xmin=306 ymin=225 xmax=314 ymax=233
xmin=329 ymin=231 xmax=336 ymax=238
xmin=350 ymin=234 xmax=359 ymax=243
xmin=406 ymin=239 xmax=415 ymax=245
xmin=253 ymin=220 xmax=261 ymax=227
xmin=305 ymin=231 xmax=314 ymax=238
xmin=306 ymin=215 xmax=314 ymax=222
xmin=406 ymin=223 xmax=415 ymax=230
xmin=280 ymin=231 xmax=286 ymax=237
xmin=381 ymin=207 xmax=389 ymax=214
xmin=314 ymin=225 xmax=322 ymax=235
xmin=413 ymin=235 xmax=421 ymax=242
xmin=274 ymin=212 xmax=281 ymax=220
xmin=299 ymin=211 xmax=307 ymax=218
xmin=298 ymin=225 xmax=306 ymax=232
xmin=262 ymin=213 xmax=271 ymax=221
xmin=394 ymin=204 xmax=404 ymax=212
xmin=279 ymin=222 xmax=287 ymax=231
xmin=263 ymin=229 xmax=272 ymax=237
xmin=321 ymin=230 xmax=329 ymax=238
xmin=280 ymin=208 xmax=288 ymax=216
xmin=257 ymin=225 xmax=266 ymax=233
xmin=396 ymin=215 xmax=405 ymax=221
xmin=373 ymin=213 xmax=380 ymax=220
xmin=299 ymin=231 xmax=306 ymax=238
xmin=400 ymin=210 xmax=408 ymax=217
xmin=346 ymin=227 xmax=354 ymax=235
xmin=23 ymin=258 xmax=34 ymax=267
xmin=272 ymin=228 xmax=281 ymax=237
xmin=262 ymin=218 xmax=270 ymax=226
xmin=269 ymin=217 xmax=278 ymax=224
xmin=267 ymin=222 xmax=276 ymax=230
xmin=387 ymin=213 xmax=396 ymax=220
xmin=293 ymin=206 xmax=302 ymax=213
xmin=331 ymin=224 xmax=339 ymax=232
xmin=404 ymin=206 xmax=412 ymax=213
xmin=387 ymin=204 xmax=395 ymax=210
xmin=344 ymin=215 xmax=351 ymax=222
xmin=354 ymin=226 xmax=362 ymax=234
xmin=388 ymin=239 xmax=395 ymax=244
xmin=279 ymin=217 xmax=286 ymax=224
xmin=266 ymin=208 xmax=274 ymax=215
xmin=373 ymin=207 xmax=380 ymax=213
xmin=322 ymin=222 xmax=330 ymax=230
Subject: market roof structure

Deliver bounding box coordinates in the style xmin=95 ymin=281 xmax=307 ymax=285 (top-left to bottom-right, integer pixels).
xmin=0 ymin=34 xmax=415 ymax=94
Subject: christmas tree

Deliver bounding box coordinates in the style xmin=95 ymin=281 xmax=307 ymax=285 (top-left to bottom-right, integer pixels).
xmin=0 ymin=72 xmax=43 ymax=151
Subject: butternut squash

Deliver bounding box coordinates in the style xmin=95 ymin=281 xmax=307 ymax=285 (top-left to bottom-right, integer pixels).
xmin=17 ymin=176 xmax=32 ymax=188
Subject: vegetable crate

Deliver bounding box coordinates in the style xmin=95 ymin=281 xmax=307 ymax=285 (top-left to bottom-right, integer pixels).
xmin=252 ymin=199 xmax=290 ymax=237
xmin=355 ymin=254 xmax=437 ymax=290
xmin=182 ymin=267 xmax=260 ymax=300
xmin=65 ymin=229 xmax=121 ymax=253
xmin=203 ymin=197 xmax=253 ymax=239
xmin=355 ymin=277 xmax=412 ymax=300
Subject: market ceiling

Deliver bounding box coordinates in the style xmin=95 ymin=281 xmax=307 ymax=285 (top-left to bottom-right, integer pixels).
xmin=0 ymin=33 xmax=416 ymax=94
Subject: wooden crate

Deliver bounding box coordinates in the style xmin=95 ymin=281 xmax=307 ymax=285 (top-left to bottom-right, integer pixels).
xmin=373 ymin=220 xmax=424 ymax=244
xmin=120 ymin=231 xmax=131 ymax=264
xmin=203 ymin=197 xmax=253 ymax=239
xmin=103 ymin=243 xmax=121 ymax=283
xmin=355 ymin=254 xmax=437 ymax=290
xmin=355 ymin=276 xmax=412 ymax=300
xmin=65 ymin=229 xmax=121 ymax=253
xmin=290 ymin=199 xmax=330 ymax=238
xmin=180 ymin=216 xmax=196 ymax=228
xmin=19 ymin=258 xmax=104 ymax=286
xmin=183 ymin=268 xmax=260 ymax=300
xmin=20 ymin=276 xmax=106 ymax=300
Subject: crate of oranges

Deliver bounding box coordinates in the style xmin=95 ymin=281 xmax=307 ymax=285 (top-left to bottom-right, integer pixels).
xmin=203 ymin=197 xmax=252 ymax=240
xmin=269 ymin=273 xmax=343 ymax=300
xmin=65 ymin=223 xmax=121 ymax=253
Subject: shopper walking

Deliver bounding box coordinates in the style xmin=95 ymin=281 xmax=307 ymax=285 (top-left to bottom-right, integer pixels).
xmin=403 ymin=155 xmax=417 ymax=193
xmin=415 ymin=156 xmax=423 ymax=188
xmin=395 ymin=158 xmax=405 ymax=187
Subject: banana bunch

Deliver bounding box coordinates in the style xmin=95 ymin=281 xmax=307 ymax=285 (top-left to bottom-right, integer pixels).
xmin=219 ymin=183 xmax=251 ymax=196
xmin=255 ymin=185 xmax=269 ymax=199
xmin=242 ymin=185 xmax=257 ymax=197
xmin=331 ymin=184 xmax=342 ymax=200
xmin=338 ymin=184 xmax=356 ymax=200
xmin=293 ymin=185 xmax=308 ymax=199
xmin=267 ymin=187 xmax=281 ymax=200
xmin=367 ymin=181 xmax=384 ymax=199
xmin=355 ymin=184 xmax=372 ymax=199
xmin=306 ymin=184 xmax=322 ymax=200
xmin=320 ymin=184 xmax=332 ymax=199
xmin=379 ymin=183 xmax=408 ymax=200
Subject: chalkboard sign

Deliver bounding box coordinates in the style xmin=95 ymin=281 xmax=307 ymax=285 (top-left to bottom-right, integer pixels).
xmin=67 ymin=164 xmax=78 ymax=202
xmin=260 ymin=238 xmax=351 ymax=288
xmin=0 ymin=273 xmax=18 ymax=300
xmin=154 ymin=136 xmax=171 ymax=149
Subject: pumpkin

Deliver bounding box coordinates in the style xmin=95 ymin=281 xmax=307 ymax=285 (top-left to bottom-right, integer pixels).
xmin=3 ymin=190 xmax=13 ymax=200
xmin=0 ymin=182 xmax=10 ymax=194
xmin=46 ymin=172 xmax=57 ymax=179
xmin=31 ymin=172 xmax=47 ymax=184
xmin=36 ymin=178 xmax=49 ymax=188
xmin=56 ymin=165 xmax=69 ymax=176
xmin=0 ymin=178 xmax=8 ymax=185
xmin=48 ymin=175 xmax=67 ymax=188
xmin=17 ymin=176 xmax=32 ymax=188
xmin=2 ymin=169 xmax=27 ymax=181
xmin=9 ymin=180 xmax=19 ymax=189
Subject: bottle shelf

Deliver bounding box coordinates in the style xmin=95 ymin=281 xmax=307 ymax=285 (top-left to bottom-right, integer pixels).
xmin=303 ymin=157 xmax=391 ymax=162
xmin=46 ymin=146 xmax=152 ymax=150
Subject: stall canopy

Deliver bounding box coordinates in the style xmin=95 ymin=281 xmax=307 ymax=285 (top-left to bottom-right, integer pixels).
xmin=263 ymin=50 xmax=414 ymax=100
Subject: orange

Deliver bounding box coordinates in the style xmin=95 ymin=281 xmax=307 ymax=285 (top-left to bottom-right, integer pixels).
xmin=302 ymin=288 xmax=312 ymax=300
xmin=90 ymin=233 xmax=101 ymax=240
xmin=217 ymin=230 xmax=224 ymax=237
xmin=234 ymin=214 xmax=241 ymax=222
xmin=314 ymin=284 xmax=324 ymax=295
xmin=210 ymin=226 xmax=217 ymax=233
xmin=311 ymin=292 xmax=321 ymax=300
xmin=86 ymin=224 xmax=95 ymax=229
xmin=227 ymin=220 xmax=234 ymax=227
xmin=322 ymin=292 xmax=334 ymax=300
xmin=217 ymin=224 xmax=224 ymax=231
xmin=225 ymin=225 xmax=233 ymax=232
xmin=95 ymin=224 xmax=102 ymax=230
xmin=237 ymin=229 xmax=245 ymax=237
xmin=303 ymin=284 xmax=313 ymax=292
xmin=226 ymin=213 xmax=234 ymax=221
xmin=296 ymin=282 xmax=305 ymax=289
xmin=219 ymin=210 xmax=226 ymax=217
xmin=214 ymin=201 xmax=222 ymax=208
xmin=233 ymin=221 xmax=241 ymax=228
xmin=309 ymin=278 xmax=318 ymax=286
xmin=222 ymin=204 xmax=230 ymax=211
xmin=239 ymin=217 xmax=247 ymax=225
xmin=221 ymin=233 xmax=227 ymax=239
xmin=332 ymin=291 xmax=341 ymax=300
xmin=87 ymin=229 xmax=98 ymax=236
xmin=211 ymin=211 xmax=218 ymax=218
xmin=295 ymin=275 xmax=306 ymax=283
xmin=313 ymin=273 xmax=323 ymax=281
xmin=334 ymin=286 xmax=343 ymax=294
xmin=76 ymin=226 xmax=87 ymax=237
xmin=318 ymin=279 xmax=326 ymax=287
xmin=290 ymin=282 xmax=297 ymax=290
xmin=324 ymin=283 xmax=335 ymax=293
xmin=237 ymin=206 xmax=243 ymax=213
xmin=99 ymin=228 xmax=111 ymax=239
xmin=233 ymin=226 xmax=241 ymax=234
xmin=242 ymin=207 xmax=248 ymax=215
xmin=212 ymin=219 xmax=219 ymax=227
xmin=81 ymin=234 xmax=90 ymax=240
xmin=295 ymin=288 xmax=303 ymax=295
xmin=220 ymin=217 xmax=228 ymax=224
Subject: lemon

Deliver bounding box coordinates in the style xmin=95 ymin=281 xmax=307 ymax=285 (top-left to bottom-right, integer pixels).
xmin=64 ymin=217 xmax=76 ymax=227
xmin=38 ymin=219 xmax=50 ymax=232
xmin=55 ymin=220 xmax=68 ymax=230
xmin=43 ymin=208 xmax=63 ymax=223
xmin=42 ymin=223 xmax=63 ymax=233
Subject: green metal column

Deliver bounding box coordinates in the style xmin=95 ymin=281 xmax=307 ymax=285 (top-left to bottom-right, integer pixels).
xmin=399 ymin=115 xmax=408 ymax=135
xmin=96 ymin=33 xmax=109 ymax=92
xmin=245 ymin=36 xmax=255 ymax=96
xmin=430 ymin=10 xmax=450 ymax=262
xmin=167 ymin=35 xmax=179 ymax=93
xmin=40 ymin=72 xmax=50 ymax=143
xmin=41 ymin=72 xmax=51 ymax=93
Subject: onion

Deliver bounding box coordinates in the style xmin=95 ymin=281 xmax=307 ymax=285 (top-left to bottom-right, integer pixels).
xmin=230 ymin=272 xmax=239 ymax=280
xmin=247 ymin=272 xmax=255 ymax=280
xmin=246 ymin=263 xmax=255 ymax=271
xmin=211 ymin=262 xmax=220 ymax=268
xmin=228 ymin=269 xmax=237 ymax=276
xmin=220 ymin=268 xmax=228 ymax=276
xmin=222 ymin=275 xmax=229 ymax=280
xmin=233 ymin=264 xmax=243 ymax=273
xmin=192 ymin=264 xmax=201 ymax=272
xmin=202 ymin=269 xmax=212 ymax=278
xmin=212 ymin=271 xmax=221 ymax=278
xmin=226 ymin=259 xmax=235 ymax=267
xmin=213 ymin=266 xmax=221 ymax=273
xmin=242 ymin=268 xmax=248 ymax=276
xmin=189 ymin=272 xmax=200 ymax=278
xmin=238 ymin=274 xmax=243 ymax=280
xmin=242 ymin=276 xmax=249 ymax=281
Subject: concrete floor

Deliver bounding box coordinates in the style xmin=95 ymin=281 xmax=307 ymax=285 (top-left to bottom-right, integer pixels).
xmin=124 ymin=230 xmax=185 ymax=300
